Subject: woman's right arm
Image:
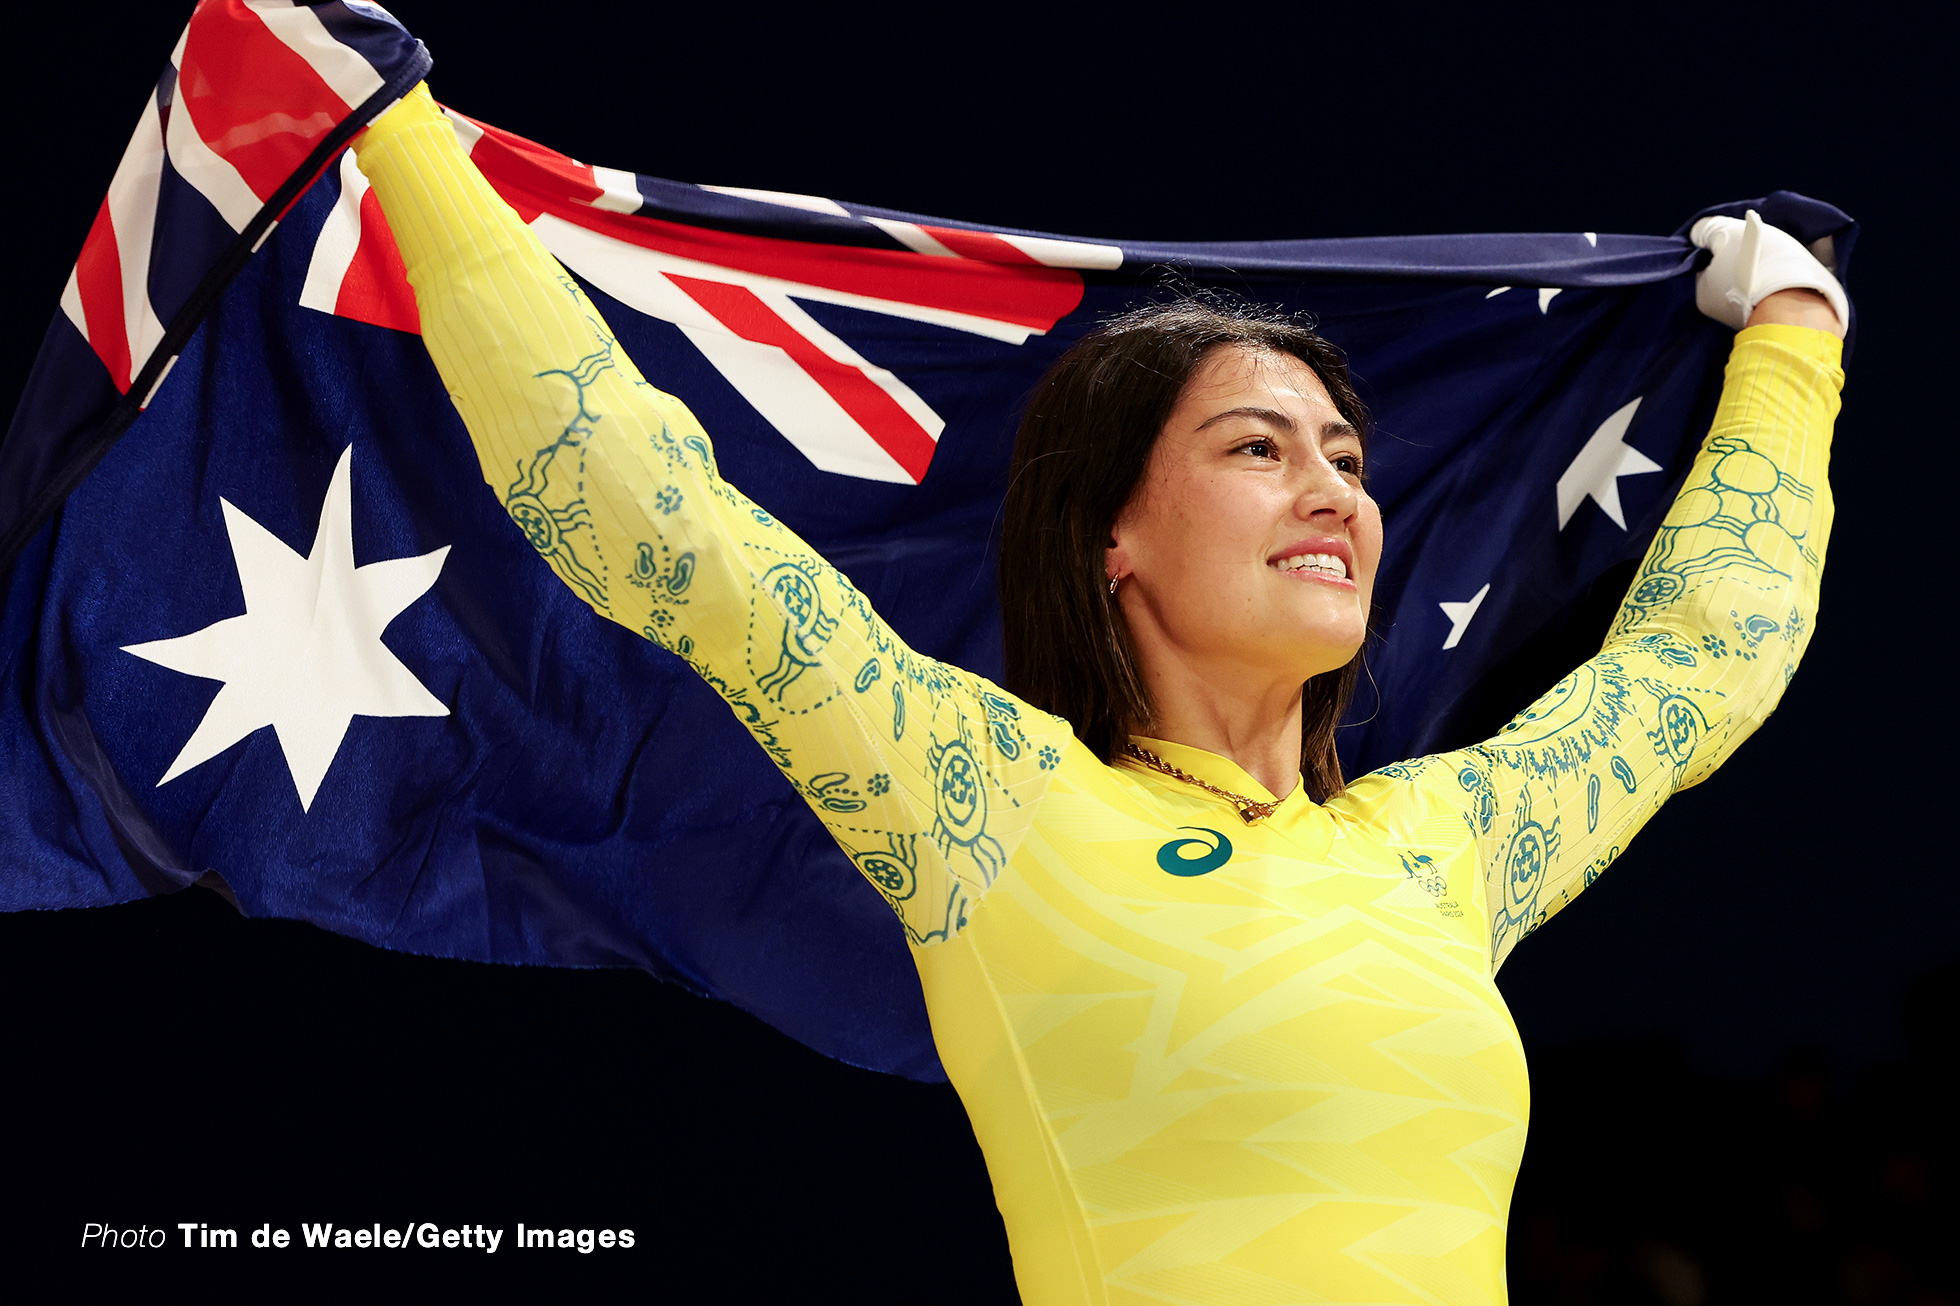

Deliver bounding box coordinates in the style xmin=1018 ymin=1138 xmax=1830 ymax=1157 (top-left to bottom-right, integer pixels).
xmin=354 ymin=86 xmax=1067 ymax=944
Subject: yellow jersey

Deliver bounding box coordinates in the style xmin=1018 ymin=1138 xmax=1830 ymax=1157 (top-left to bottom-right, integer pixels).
xmin=356 ymin=85 xmax=1841 ymax=1305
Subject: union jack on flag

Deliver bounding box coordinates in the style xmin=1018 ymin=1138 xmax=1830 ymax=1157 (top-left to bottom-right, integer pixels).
xmin=301 ymin=108 xmax=1123 ymax=485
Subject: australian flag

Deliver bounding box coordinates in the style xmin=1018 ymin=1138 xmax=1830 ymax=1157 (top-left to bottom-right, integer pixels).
xmin=0 ymin=1 xmax=1855 ymax=1081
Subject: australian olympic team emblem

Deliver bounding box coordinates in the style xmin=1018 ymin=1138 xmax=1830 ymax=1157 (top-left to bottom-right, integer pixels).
xmin=1399 ymin=851 xmax=1446 ymax=898
xmin=756 ymin=561 xmax=837 ymax=700
xmin=929 ymin=727 xmax=1005 ymax=883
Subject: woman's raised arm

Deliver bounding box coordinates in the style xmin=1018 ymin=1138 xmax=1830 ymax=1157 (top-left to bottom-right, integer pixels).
xmin=1444 ymin=307 xmax=1842 ymax=969
xmin=354 ymin=85 xmax=1068 ymax=944
xmin=1348 ymin=265 xmax=1845 ymax=972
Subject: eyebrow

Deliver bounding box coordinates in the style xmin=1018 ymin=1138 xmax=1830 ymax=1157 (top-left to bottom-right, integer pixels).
xmin=1194 ymin=406 xmax=1360 ymax=441
xmin=1196 ymin=405 xmax=1294 ymax=433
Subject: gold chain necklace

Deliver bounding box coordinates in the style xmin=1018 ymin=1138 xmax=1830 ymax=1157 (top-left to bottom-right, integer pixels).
xmin=1121 ymin=743 xmax=1281 ymax=824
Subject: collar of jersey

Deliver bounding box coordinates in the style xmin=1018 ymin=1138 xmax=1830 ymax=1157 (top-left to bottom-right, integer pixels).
xmin=1124 ymin=735 xmax=1331 ymax=855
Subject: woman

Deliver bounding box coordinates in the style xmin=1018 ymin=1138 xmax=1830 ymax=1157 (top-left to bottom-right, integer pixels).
xmin=355 ymin=84 xmax=1844 ymax=1304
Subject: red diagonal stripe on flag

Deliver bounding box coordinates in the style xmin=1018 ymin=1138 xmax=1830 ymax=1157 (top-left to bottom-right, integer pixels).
xmin=179 ymin=0 xmax=349 ymax=203
xmin=337 ymin=184 xmax=420 ymax=333
xmin=456 ymin=114 xmax=1084 ymax=333
xmin=445 ymin=111 xmax=607 ymax=217
xmin=74 ymin=199 xmax=133 ymax=392
xmin=667 ymin=274 xmax=938 ymax=484
xmin=566 ymin=203 xmax=1079 ymax=333
xmin=916 ymin=225 xmax=1042 ymax=265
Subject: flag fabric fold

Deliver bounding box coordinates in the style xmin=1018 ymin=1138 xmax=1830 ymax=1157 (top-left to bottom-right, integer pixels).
xmin=0 ymin=0 xmax=1854 ymax=1081
xmin=0 ymin=0 xmax=429 ymax=570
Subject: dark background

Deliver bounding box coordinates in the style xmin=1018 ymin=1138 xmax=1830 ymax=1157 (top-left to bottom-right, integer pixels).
xmin=3 ymin=2 xmax=1955 ymax=1301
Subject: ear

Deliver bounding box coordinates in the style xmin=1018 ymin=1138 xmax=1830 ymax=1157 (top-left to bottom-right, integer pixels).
xmin=1106 ymin=478 xmax=1148 ymax=584
xmin=1104 ymin=522 xmax=1133 ymax=585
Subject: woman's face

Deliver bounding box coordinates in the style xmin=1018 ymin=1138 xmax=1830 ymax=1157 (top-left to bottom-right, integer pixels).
xmin=1108 ymin=344 xmax=1382 ymax=687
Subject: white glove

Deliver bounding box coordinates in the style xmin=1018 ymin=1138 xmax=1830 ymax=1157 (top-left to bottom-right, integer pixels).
xmin=1689 ymin=209 xmax=1848 ymax=331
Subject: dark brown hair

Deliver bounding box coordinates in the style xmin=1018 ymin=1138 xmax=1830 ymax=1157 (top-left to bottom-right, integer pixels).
xmin=999 ymin=298 xmax=1371 ymax=803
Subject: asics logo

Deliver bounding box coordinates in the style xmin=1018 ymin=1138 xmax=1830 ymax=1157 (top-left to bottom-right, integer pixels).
xmin=1157 ymin=827 xmax=1232 ymax=877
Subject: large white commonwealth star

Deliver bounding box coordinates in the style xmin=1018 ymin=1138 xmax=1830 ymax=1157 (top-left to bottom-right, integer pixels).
xmin=123 ymin=446 xmax=449 ymax=811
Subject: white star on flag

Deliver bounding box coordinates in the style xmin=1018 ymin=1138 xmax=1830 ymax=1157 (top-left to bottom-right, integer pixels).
xmin=1481 ymin=286 xmax=1564 ymax=313
xmin=1555 ymin=396 xmax=1661 ymax=529
xmin=123 ymin=446 xmax=449 ymax=811
xmin=1439 ymin=582 xmax=1492 ymax=650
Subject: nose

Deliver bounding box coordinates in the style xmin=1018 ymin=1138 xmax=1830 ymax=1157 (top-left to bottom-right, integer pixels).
xmin=1291 ymin=453 xmax=1359 ymax=525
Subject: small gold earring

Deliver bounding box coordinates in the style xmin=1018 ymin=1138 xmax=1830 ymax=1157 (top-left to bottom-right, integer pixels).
xmin=1108 ymin=574 xmax=1120 ymax=594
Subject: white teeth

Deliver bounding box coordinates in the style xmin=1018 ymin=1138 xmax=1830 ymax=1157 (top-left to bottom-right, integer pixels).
xmin=1272 ymin=552 xmax=1348 ymax=579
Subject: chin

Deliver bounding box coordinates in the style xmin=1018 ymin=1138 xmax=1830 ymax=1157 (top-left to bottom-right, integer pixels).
xmin=1291 ymin=610 xmax=1367 ymax=658
xmin=1300 ymin=600 xmax=1369 ymax=660
xmin=1280 ymin=630 xmax=1364 ymax=681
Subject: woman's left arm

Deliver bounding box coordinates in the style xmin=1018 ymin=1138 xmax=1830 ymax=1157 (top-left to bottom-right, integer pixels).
xmin=1445 ymin=295 xmax=1844 ymax=969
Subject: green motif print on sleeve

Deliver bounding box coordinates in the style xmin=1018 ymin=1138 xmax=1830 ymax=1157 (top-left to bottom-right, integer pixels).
xmin=506 ymin=347 xmax=610 ymax=611
xmin=1611 ymin=436 xmax=1817 ymax=637
xmin=1448 ymin=414 xmax=1825 ymax=968
xmin=755 ymin=562 xmax=839 ymax=701
xmin=929 ymin=721 xmax=1007 ymax=884
xmin=366 ymin=108 xmax=1079 ymax=954
xmin=630 ymin=540 xmax=694 ymax=639
xmin=1647 ymin=694 xmax=1708 ymax=774
xmin=1490 ymin=786 xmax=1560 ymax=951
xmin=854 ymin=832 xmax=920 ymax=903
xmin=806 ymin=773 xmax=869 ymax=814
xmin=1458 ymin=762 xmax=1497 ymax=837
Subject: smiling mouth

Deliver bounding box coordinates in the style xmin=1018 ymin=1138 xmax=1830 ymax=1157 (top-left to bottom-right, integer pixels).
xmin=1270 ymin=552 xmax=1351 ymax=581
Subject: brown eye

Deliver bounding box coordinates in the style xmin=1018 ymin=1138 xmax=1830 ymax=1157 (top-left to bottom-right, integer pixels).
xmin=1237 ymin=439 xmax=1278 ymax=460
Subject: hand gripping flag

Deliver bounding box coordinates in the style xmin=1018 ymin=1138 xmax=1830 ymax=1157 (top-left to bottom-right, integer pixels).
xmin=0 ymin=1 xmax=1855 ymax=1080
